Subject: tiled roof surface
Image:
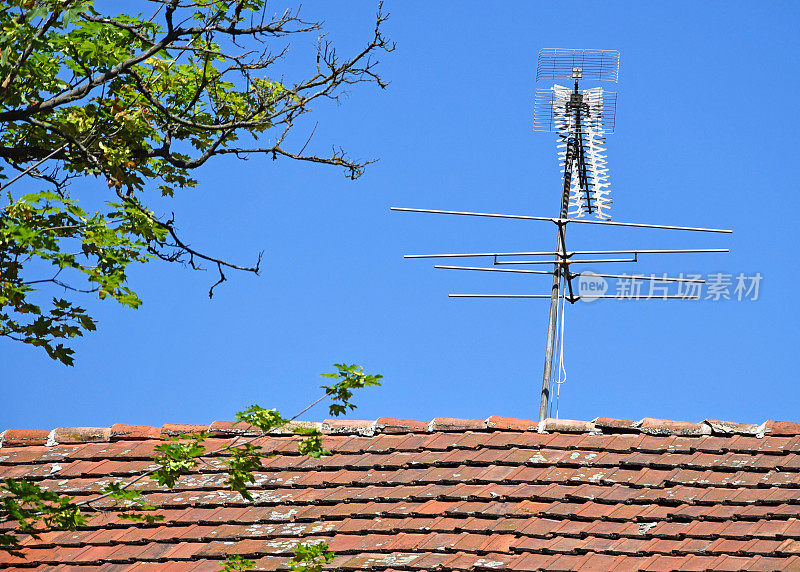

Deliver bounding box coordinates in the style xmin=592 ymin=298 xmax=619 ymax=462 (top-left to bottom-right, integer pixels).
xmin=2 ymin=416 xmax=800 ymax=571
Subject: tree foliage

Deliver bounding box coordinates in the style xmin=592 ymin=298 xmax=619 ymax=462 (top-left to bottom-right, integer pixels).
xmin=288 ymin=542 xmax=336 ymax=572
xmin=0 ymin=0 xmax=392 ymax=364
xmin=321 ymin=362 xmax=384 ymax=416
xmin=0 ymin=479 xmax=86 ymax=557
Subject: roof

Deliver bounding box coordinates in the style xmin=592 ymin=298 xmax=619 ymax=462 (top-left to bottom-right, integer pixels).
xmin=1 ymin=416 xmax=800 ymax=571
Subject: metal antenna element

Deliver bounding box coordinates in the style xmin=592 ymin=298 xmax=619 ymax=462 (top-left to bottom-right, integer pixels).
xmin=536 ymin=49 xmax=620 ymax=82
xmin=391 ymin=49 xmax=731 ymax=422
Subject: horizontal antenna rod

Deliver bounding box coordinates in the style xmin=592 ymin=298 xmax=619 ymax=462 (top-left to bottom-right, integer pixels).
xmin=407 ymin=251 xmax=559 ymax=259
xmin=435 ymin=265 xmax=553 ymax=276
xmin=449 ymin=294 xmax=700 ymax=300
xmin=494 ymin=258 xmax=638 ymax=265
xmin=390 ymin=207 xmax=732 ymax=234
xmin=405 ymin=248 xmax=729 ymax=259
xmin=567 ymin=249 xmax=729 ymax=255
xmin=435 ymin=265 xmax=705 ymax=283
xmin=450 ymin=294 xmax=562 ymax=299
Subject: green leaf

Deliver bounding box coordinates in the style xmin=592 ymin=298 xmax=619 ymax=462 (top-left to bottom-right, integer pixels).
xmin=0 ymin=477 xmax=85 ymax=553
xmin=288 ymin=541 xmax=335 ymax=572
xmin=234 ymin=405 xmax=288 ymax=433
xmin=296 ymin=430 xmax=329 ymax=459
xmin=103 ymin=481 xmax=162 ymax=523
xmin=150 ymin=433 xmax=207 ymax=488
xmin=319 ymin=364 xmax=382 ymax=417
xmin=224 ymin=444 xmax=264 ymax=501
xmin=220 ymin=554 xmax=256 ymax=571
xmin=118 ymin=512 xmax=164 ymax=524
xmin=0 ymin=0 xmax=390 ymax=364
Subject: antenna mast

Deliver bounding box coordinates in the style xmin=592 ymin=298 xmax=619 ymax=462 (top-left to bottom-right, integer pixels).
xmin=392 ymin=49 xmax=732 ymax=421
xmin=536 ymin=49 xmax=619 ymax=421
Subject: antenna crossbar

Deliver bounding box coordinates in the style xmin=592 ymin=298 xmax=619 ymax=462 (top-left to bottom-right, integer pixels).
xmin=494 ymin=258 xmax=638 ymax=265
xmin=561 ymin=248 xmax=729 ymax=255
xmin=435 ymin=265 xmax=553 ymax=276
xmin=405 ymin=248 xmax=728 ymax=259
xmin=566 ymin=273 xmax=704 ymax=283
xmin=390 ymin=207 xmax=732 ymax=234
xmin=449 ymin=294 xmax=700 ymax=300
xmin=435 ymin=265 xmax=705 ymax=283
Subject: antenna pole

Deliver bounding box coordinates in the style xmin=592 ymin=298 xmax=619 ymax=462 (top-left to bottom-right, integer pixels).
xmin=394 ymin=50 xmax=731 ymax=421
xmin=539 ymin=183 xmax=570 ymax=421
xmin=540 ymin=78 xmax=581 ymax=421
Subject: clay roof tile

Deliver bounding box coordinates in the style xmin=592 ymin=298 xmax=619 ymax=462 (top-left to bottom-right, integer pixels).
xmin=1 ymin=415 xmax=798 ymax=570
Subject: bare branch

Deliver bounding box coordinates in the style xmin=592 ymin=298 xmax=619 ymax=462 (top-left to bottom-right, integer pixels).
xmin=0 ymin=1 xmax=391 ymax=302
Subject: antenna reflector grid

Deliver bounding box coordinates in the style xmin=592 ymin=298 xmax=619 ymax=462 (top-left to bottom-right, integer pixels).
xmin=533 ymin=88 xmax=617 ymax=134
xmin=536 ymin=49 xmax=620 ymax=83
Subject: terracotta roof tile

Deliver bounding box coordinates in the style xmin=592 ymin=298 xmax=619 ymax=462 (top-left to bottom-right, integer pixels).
xmin=428 ymin=417 xmax=487 ymax=431
xmin=206 ymin=420 xmax=261 ymax=437
xmin=749 ymin=555 xmax=800 ymax=571
xmin=541 ymin=418 xmax=597 ymax=433
xmin=2 ymin=415 xmax=800 ymax=569
xmin=373 ymin=417 xmax=427 ymax=434
xmin=322 ymin=419 xmax=376 ymax=435
xmin=703 ymin=419 xmax=763 ymax=436
xmin=486 ymin=416 xmax=539 ymax=431
xmin=51 ymin=427 xmax=111 ymax=444
xmin=593 ymin=417 xmax=638 ymax=432
xmin=545 ymin=432 xmax=588 ymax=449
xmin=1 ymin=429 xmax=50 ymax=447
xmin=512 ymin=552 xmax=559 ymax=570
xmin=765 ymin=420 xmax=800 ymax=436
xmin=161 ymin=424 xmax=208 ymax=437
xmin=638 ymin=418 xmax=711 ymax=436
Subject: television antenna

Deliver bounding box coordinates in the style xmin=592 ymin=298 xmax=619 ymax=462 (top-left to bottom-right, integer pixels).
xmin=391 ymin=49 xmax=731 ymax=421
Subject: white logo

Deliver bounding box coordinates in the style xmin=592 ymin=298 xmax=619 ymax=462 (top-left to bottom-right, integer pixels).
xmin=577 ymin=270 xmax=608 ymax=303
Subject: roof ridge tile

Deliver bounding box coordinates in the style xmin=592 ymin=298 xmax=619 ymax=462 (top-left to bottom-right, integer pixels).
xmin=637 ymin=418 xmax=712 ymax=436
xmin=52 ymin=427 xmax=111 ymax=444
xmin=207 ymin=420 xmax=262 ymax=437
xmin=375 ymin=418 xmax=428 ymax=433
xmin=2 ymin=417 xmax=800 ymax=448
xmin=704 ymin=419 xmax=763 ymax=436
xmin=161 ymin=424 xmax=208 ymax=438
xmin=485 ymin=416 xmax=538 ymax=431
xmin=429 ymin=418 xmax=487 ymax=432
xmin=1 ymin=429 xmax=50 ymax=447
xmin=594 ymin=417 xmax=639 ymax=432
xmin=540 ymin=418 xmax=598 ymax=433
xmin=765 ymin=420 xmax=800 ymax=436
xmin=110 ymin=424 xmax=162 ymax=441
xmin=322 ymin=419 xmax=377 ymax=436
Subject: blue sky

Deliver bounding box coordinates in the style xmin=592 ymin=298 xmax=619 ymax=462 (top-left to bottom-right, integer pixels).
xmin=3 ymin=1 xmax=799 ymax=429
